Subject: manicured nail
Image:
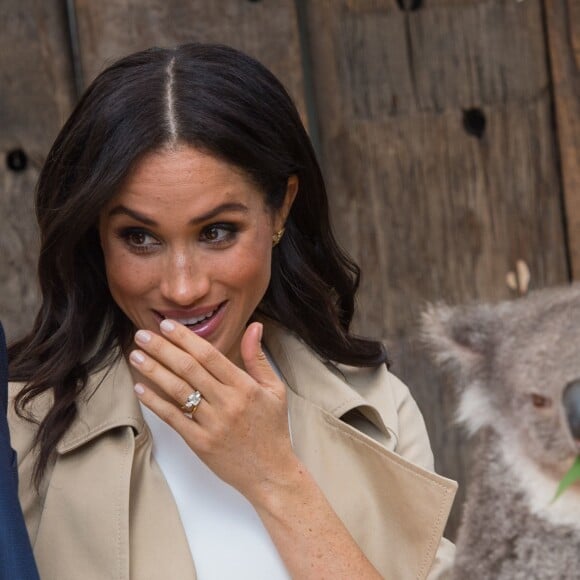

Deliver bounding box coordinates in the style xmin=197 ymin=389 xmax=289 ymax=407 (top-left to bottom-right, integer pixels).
xmin=256 ymin=322 xmax=263 ymax=343
xmin=134 ymin=383 xmax=145 ymax=395
xmin=160 ymin=319 xmax=175 ymax=333
xmin=135 ymin=330 xmax=151 ymax=344
xmin=130 ymin=351 xmax=145 ymax=365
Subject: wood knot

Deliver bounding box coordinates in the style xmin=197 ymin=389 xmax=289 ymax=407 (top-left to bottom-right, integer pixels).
xmin=6 ymin=148 xmax=28 ymax=172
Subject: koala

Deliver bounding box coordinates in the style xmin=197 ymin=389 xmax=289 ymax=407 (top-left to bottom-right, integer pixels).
xmin=421 ymin=284 xmax=580 ymax=580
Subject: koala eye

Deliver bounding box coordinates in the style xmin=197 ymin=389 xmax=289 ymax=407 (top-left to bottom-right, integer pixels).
xmin=531 ymin=394 xmax=551 ymax=408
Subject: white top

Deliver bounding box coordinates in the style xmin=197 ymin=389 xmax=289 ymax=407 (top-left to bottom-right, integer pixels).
xmin=139 ymin=357 xmax=291 ymax=579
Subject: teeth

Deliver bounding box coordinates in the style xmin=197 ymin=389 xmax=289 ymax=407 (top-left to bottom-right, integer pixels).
xmin=174 ymin=309 xmax=217 ymax=326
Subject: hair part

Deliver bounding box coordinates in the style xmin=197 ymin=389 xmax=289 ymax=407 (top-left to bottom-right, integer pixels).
xmin=165 ymin=56 xmax=178 ymax=144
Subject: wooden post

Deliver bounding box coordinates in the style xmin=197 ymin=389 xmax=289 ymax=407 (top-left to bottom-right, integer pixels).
xmin=544 ymin=0 xmax=580 ymax=278
xmin=0 ymin=0 xmax=75 ymax=341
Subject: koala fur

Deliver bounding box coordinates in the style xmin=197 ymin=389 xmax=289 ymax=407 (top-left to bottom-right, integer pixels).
xmin=422 ymin=284 xmax=580 ymax=580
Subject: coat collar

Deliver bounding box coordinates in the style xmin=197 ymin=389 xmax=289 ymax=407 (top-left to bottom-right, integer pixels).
xmin=263 ymin=320 xmax=368 ymax=415
xmin=262 ymin=320 xmax=396 ymax=441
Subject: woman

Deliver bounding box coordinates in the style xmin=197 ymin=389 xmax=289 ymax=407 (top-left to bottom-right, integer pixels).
xmin=8 ymin=44 xmax=456 ymax=579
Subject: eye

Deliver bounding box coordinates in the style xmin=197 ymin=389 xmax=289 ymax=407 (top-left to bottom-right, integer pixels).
xmin=531 ymin=394 xmax=551 ymax=408
xmin=127 ymin=232 xmax=148 ymax=245
xmin=117 ymin=228 xmax=160 ymax=253
xmin=200 ymin=223 xmax=237 ymax=245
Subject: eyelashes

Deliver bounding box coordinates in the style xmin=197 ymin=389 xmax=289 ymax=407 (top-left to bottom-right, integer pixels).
xmin=201 ymin=223 xmax=238 ymax=244
xmin=116 ymin=228 xmax=160 ymax=254
xmin=115 ymin=223 xmax=239 ymax=254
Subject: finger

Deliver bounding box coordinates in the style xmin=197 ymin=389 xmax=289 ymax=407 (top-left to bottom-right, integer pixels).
xmin=158 ymin=319 xmax=250 ymax=386
xmin=134 ymin=382 xmax=205 ymax=438
xmin=131 ymin=333 xmax=222 ymax=405
xmin=240 ymin=322 xmax=281 ymax=391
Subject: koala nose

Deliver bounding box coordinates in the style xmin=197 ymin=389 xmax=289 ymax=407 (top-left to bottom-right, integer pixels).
xmin=563 ymin=379 xmax=580 ymax=441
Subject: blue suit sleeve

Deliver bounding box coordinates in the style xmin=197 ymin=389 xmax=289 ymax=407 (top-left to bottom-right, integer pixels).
xmin=0 ymin=323 xmax=40 ymax=580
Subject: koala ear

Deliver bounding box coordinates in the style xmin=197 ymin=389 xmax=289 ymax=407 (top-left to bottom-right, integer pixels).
xmin=420 ymin=302 xmax=497 ymax=378
xmin=421 ymin=302 xmax=500 ymax=435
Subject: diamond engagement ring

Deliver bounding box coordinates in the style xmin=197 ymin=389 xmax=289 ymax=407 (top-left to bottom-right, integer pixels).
xmin=180 ymin=390 xmax=202 ymax=414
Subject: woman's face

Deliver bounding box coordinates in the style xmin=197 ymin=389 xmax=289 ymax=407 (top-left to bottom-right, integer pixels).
xmin=99 ymin=145 xmax=295 ymax=366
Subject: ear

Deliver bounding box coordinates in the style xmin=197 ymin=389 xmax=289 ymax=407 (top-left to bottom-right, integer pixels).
xmin=421 ymin=301 xmax=498 ymax=383
xmin=421 ymin=302 xmax=500 ymax=434
xmin=273 ymin=175 xmax=298 ymax=232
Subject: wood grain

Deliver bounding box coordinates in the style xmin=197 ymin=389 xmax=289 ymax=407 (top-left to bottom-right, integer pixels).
xmin=0 ymin=0 xmax=75 ymax=341
xmin=545 ymin=0 xmax=580 ymax=278
xmin=305 ymin=0 xmax=569 ymax=537
xmin=73 ymin=0 xmax=306 ymax=118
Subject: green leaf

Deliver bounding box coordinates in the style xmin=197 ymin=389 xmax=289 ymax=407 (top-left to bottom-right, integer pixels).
xmin=553 ymin=456 xmax=580 ymax=502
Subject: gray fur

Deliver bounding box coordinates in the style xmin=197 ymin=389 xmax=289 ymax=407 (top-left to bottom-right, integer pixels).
xmin=421 ymin=284 xmax=580 ymax=579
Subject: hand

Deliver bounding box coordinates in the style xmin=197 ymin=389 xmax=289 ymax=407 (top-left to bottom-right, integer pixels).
xmin=129 ymin=320 xmax=299 ymax=504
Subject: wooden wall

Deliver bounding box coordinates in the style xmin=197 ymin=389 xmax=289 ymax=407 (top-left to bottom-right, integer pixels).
xmin=1 ymin=0 xmax=579 ymax=539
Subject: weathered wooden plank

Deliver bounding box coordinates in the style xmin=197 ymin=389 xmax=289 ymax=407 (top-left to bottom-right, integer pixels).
xmin=545 ymin=0 xmax=580 ymax=278
xmin=305 ymin=0 xmax=568 ymax=537
xmin=0 ymin=0 xmax=75 ymax=341
xmin=317 ymin=0 xmax=549 ymax=119
xmin=73 ymin=0 xmax=306 ymax=117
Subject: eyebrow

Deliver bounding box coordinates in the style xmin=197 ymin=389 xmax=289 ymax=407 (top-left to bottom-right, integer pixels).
xmin=107 ymin=202 xmax=249 ymax=226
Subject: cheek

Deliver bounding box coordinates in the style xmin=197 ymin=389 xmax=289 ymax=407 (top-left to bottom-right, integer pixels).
xmin=226 ymin=241 xmax=272 ymax=302
xmin=102 ymin=247 xmax=157 ymax=304
xmin=522 ymin=412 xmax=564 ymax=456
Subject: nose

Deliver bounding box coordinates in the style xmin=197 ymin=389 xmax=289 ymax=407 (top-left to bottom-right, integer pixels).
xmin=159 ymin=250 xmax=210 ymax=306
xmin=563 ymin=379 xmax=580 ymax=441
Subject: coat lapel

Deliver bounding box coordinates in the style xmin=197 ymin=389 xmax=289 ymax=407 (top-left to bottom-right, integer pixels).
xmin=287 ymin=391 xmax=455 ymax=579
xmin=34 ymin=424 xmax=135 ymax=579
xmin=34 ymin=355 xmax=196 ymax=580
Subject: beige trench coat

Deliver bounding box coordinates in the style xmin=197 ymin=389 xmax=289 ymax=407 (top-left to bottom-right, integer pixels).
xmin=9 ymin=321 xmax=457 ymax=579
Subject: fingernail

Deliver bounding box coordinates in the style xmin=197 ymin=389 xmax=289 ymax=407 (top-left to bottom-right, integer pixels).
xmin=130 ymin=351 xmax=145 ymax=365
xmin=257 ymin=322 xmax=263 ymax=343
xmin=135 ymin=330 xmax=151 ymax=344
xmin=134 ymin=383 xmax=145 ymax=395
xmin=160 ymin=319 xmax=175 ymax=333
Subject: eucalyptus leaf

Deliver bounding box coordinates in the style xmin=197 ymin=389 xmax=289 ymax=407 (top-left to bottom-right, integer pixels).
xmin=552 ymin=456 xmax=580 ymax=502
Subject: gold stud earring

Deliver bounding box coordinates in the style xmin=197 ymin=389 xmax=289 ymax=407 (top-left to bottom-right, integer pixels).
xmin=272 ymin=227 xmax=285 ymax=247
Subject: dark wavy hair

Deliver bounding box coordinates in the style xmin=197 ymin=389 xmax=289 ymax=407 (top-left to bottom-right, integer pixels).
xmin=9 ymin=43 xmax=387 ymax=485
